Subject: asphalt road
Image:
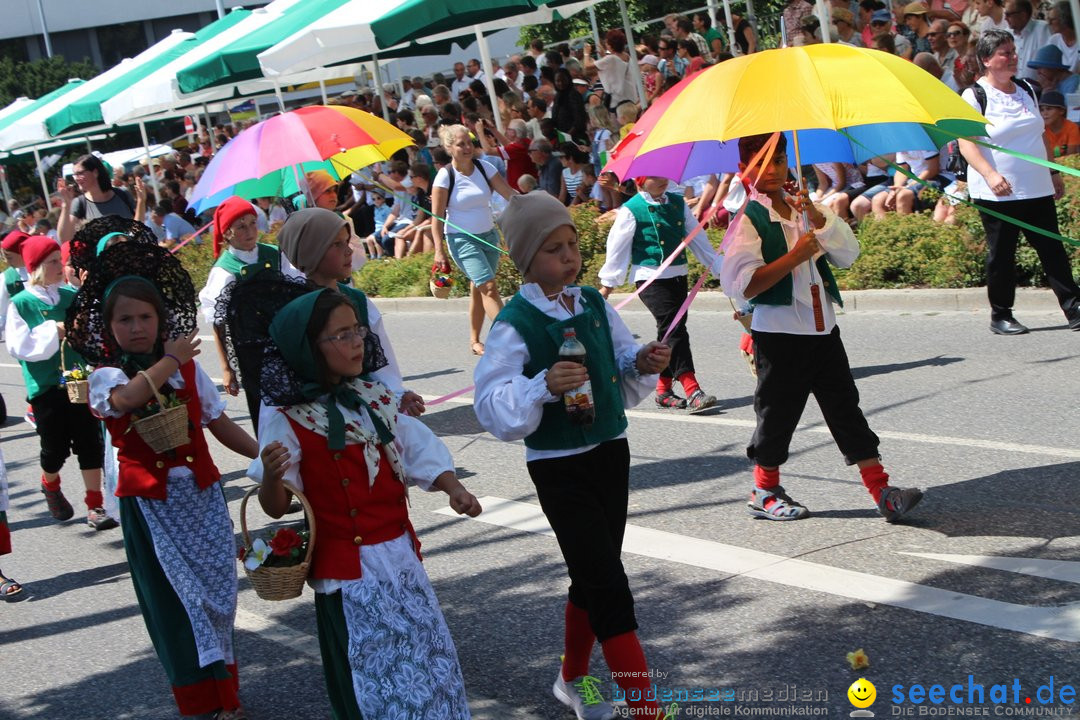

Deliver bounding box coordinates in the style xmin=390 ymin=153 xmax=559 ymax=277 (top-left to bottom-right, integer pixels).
xmin=0 ymin=299 xmax=1077 ymax=720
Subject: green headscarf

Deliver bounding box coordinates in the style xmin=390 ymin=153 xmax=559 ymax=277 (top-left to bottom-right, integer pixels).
xmin=269 ymin=289 xmax=390 ymax=450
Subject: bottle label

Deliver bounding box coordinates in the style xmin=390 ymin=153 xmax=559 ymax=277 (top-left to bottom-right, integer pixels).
xmin=563 ymin=379 xmax=595 ymax=422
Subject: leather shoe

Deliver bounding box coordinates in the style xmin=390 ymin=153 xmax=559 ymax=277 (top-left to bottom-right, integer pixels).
xmin=990 ymin=317 xmax=1029 ymax=335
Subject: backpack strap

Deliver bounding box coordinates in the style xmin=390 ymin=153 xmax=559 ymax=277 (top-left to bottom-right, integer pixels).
xmin=972 ymin=77 xmax=1038 ymax=115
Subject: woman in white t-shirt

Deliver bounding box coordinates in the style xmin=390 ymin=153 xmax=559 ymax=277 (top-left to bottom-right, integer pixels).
xmin=958 ymin=29 xmax=1080 ymax=335
xmin=583 ymin=29 xmax=640 ymax=109
xmin=431 ymin=124 xmax=516 ymax=356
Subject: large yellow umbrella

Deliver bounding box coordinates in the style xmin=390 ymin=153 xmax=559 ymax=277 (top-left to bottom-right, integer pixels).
xmin=636 ymin=44 xmax=986 ymax=156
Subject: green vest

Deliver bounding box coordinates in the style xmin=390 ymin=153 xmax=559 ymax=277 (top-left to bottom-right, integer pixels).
xmin=11 ymin=287 xmax=84 ymax=400
xmin=625 ymin=192 xmax=689 ymax=269
xmin=337 ymin=283 xmax=370 ymax=327
xmin=496 ymin=285 xmax=628 ymax=451
xmin=743 ymin=201 xmax=843 ymax=308
xmin=212 ymin=243 xmax=280 ymax=280
xmin=4 ymin=267 xmax=25 ymax=298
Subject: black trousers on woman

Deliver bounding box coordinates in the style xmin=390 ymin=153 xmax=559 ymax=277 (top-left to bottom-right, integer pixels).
xmin=973 ymin=195 xmax=1080 ymax=320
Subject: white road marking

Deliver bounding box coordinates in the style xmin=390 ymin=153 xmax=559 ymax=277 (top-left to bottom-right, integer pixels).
xmin=234 ymin=606 xmax=321 ymax=660
xmin=438 ymin=396 xmax=1080 ymax=460
xmin=900 ymin=553 xmax=1080 ymax=585
xmin=438 ymin=496 xmax=1080 ymax=643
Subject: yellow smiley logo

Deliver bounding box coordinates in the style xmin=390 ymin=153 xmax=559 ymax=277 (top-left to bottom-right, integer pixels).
xmin=848 ymin=678 xmax=877 ymax=708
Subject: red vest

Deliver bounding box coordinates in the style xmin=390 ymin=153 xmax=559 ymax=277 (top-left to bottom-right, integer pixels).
xmin=104 ymin=361 xmax=221 ymax=500
xmin=288 ymin=416 xmax=420 ymax=581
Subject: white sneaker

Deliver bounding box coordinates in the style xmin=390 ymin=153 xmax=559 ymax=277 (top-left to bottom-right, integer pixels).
xmin=553 ymin=673 xmax=616 ymax=720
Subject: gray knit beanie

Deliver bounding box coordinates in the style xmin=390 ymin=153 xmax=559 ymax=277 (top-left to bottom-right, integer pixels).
xmin=277 ymin=208 xmax=348 ymax=274
xmin=498 ymin=192 xmax=576 ymax=274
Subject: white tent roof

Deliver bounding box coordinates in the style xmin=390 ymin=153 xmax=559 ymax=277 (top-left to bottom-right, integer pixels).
xmin=0 ymin=29 xmax=194 ymax=151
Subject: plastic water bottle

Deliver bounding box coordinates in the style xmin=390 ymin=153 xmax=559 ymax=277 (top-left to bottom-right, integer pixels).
xmin=559 ymin=328 xmax=595 ymax=428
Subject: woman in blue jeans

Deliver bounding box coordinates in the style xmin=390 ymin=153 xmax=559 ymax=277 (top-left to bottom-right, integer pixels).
xmin=431 ymin=124 xmax=516 ymax=355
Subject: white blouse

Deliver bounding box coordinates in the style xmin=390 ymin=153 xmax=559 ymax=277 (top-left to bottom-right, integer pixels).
xmin=473 ymin=283 xmax=657 ymax=462
xmin=198 ymin=246 xmax=302 ymax=324
xmin=720 ymin=197 xmax=859 ymax=336
xmin=0 ymin=267 xmax=29 ymax=337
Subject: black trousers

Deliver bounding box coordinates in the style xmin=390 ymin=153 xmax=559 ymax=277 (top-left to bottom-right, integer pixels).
xmin=349 ymin=201 xmax=375 ymax=238
xmin=30 ymin=386 xmax=104 ymax=474
xmin=974 ymin=195 xmax=1080 ymax=319
xmin=528 ymin=439 xmax=638 ymax=642
xmin=636 ymin=275 xmax=694 ymax=380
xmin=748 ymin=328 xmax=879 ymax=467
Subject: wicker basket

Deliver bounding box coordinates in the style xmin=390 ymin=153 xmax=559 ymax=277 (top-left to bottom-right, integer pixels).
xmin=131 ymin=370 xmax=190 ymax=453
xmin=429 ymin=278 xmax=452 ymax=299
xmin=61 ymin=341 xmax=89 ymax=404
xmin=239 ymin=482 xmax=315 ymax=601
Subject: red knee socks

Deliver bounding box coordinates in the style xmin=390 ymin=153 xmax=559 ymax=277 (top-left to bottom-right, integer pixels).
xmin=753 ymin=465 xmax=780 ymax=490
xmin=677 ymin=372 xmax=700 ymax=397
xmin=85 ymin=490 xmax=103 ymax=511
xmin=656 ymin=375 xmax=673 ymax=394
xmin=739 ymin=332 xmax=754 ymax=355
xmin=859 ymin=463 xmax=890 ymax=504
xmin=41 ymin=475 xmax=61 ymax=492
xmin=601 ymin=631 xmax=660 ymax=717
xmin=562 ymin=601 xmax=595 ymax=681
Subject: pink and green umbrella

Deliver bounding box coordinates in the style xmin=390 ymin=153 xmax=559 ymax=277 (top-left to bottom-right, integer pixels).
xmin=190 ymin=104 xmax=412 ymax=211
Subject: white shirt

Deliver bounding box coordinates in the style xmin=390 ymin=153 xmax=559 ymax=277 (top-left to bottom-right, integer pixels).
xmin=473 ymin=283 xmax=657 ymax=462
xmin=0 ymin=266 xmax=29 ymax=337
xmin=5 ymin=283 xmax=61 ymax=362
xmin=433 ymin=161 xmax=497 ymax=234
xmin=1050 ymin=33 xmax=1080 ymax=72
xmin=1014 ymin=19 xmax=1052 ymax=80
xmin=450 ymin=77 xmax=472 ymax=101
xmin=977 ymin=14 xmax=1010 ymax=34
xmin=895 ymin=149 xmax=939 ymax=179
xmin=961 ymin=78 xmax=1054 ymax=201
xmin=594 ymin=54 xmax=639 ymax=107
xmin=720 ymin=196 xmax=860 ymax=336
xmin=598 ymin=191 xmax=723 ymax=287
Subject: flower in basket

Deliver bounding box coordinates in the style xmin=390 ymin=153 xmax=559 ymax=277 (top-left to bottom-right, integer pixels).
xmin=243 ymin=538 xmax=272 ymax=571
xmin=131 ymin=391 xmax=187 ymax=421
xmin=59 ymin=363 xmax=92 ymax=385
xmin=432 ymin=273 xmax=454 ymax=289
xmin=243 ymin=526 xmax=310 ymax=570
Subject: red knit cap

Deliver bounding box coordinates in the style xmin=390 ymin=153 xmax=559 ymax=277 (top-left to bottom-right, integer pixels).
xmin=1 ymin=229 xmax=29 ymax=254
xmin=212 ymin=196 xmax=256 ymax=258
xmin=22 ymin=235 xmax=61 ymax=273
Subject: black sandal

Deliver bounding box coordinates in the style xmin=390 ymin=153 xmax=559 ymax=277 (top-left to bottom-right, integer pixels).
xmin=0 ymin=575 xmax=24 ymax=601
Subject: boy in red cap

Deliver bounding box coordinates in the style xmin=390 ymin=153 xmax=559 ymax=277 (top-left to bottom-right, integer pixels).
xmin=5 ymin=235 xmax=112 ymax=530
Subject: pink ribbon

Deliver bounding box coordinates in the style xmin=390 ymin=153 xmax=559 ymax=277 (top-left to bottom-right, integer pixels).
xmin=168 ymin=221 xmax=212 ymax=254
xmin=426 ymin=385 xmax=475 ymax=407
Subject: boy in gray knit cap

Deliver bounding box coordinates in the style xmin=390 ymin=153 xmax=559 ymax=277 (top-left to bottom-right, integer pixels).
xmin=473 ymin=192 xmax=676 ymax=720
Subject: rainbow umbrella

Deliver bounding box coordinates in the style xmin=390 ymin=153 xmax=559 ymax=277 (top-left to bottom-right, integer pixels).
xmin=190 ymin=105 xmax=412 ymax=211
xmin=606 ymin=44 xmax=987 ymax=182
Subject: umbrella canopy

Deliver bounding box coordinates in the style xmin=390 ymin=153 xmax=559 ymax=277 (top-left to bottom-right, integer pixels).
xmin=634 ymin=44 xmax=987 ymax=157
xmin=371 ymin=0 xmax=536 ymax=49
xmin=45 ymin=12 xmax=250 ymax=137
xmin=176 ymin=0 xmax=352 ymax=94
xmin=189 ymin=105 xmax=412 ymax=209
xmin=0 ymin=80 xmax=84 ymax=150
xmin=191 ymin=160 xmax=341 ymax=214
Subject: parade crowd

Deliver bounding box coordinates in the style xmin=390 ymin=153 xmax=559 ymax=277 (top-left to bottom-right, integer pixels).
xmin=1 ymin=4 xmax=1079 ymax=720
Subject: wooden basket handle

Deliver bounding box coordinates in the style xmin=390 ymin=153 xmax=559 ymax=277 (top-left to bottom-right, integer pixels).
xmin=239 ymin=481 xmax=316 ymax=567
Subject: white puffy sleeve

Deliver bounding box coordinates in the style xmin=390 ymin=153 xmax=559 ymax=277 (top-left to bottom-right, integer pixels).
xmin=5 ymin=304 xmax=60 ymax=362
xmin=248 ymin=405 xmax=304 ymax=491
xmin=473 ymin=320 xmax=559 ymax=441
xmin=394 ymin=414 xmax=454 ymax=491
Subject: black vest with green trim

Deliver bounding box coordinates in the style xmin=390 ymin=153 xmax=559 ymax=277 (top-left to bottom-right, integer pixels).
xmin=495 ymin=285 xmax=628 ymax=451
xmin=743 ymin=200 xmax=843 ymax=308
xmin=11 ymin=286 xmax=84 ymax=400
xmin=624 ymin=192 xmax=688 ymax=268
xmin=337 ymin=283 xmax=370 ymax=327
xmin=4 ymin=267 xmax=25 ymax=298
xmin=212 ymin=243 xmax=280 ymax=281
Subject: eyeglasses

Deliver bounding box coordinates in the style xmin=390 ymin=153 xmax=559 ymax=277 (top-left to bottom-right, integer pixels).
xmin=946 ymin=30 xmax=965 ymax=36
xmin=319 ymin=327 xmax=368 ymax=345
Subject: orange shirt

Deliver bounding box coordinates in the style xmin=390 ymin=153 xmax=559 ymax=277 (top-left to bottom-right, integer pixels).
xmin=1045 ymin=119 xmax=1080 ymax=157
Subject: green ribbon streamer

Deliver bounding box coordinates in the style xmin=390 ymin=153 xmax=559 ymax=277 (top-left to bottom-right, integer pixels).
xmin=837 ymin=129 xmax=1080 ymax=249
xmin=341 ymin=162 xmax=509 ymax=255
xmin=931 ymin=126 xmax=1080 ymax=179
